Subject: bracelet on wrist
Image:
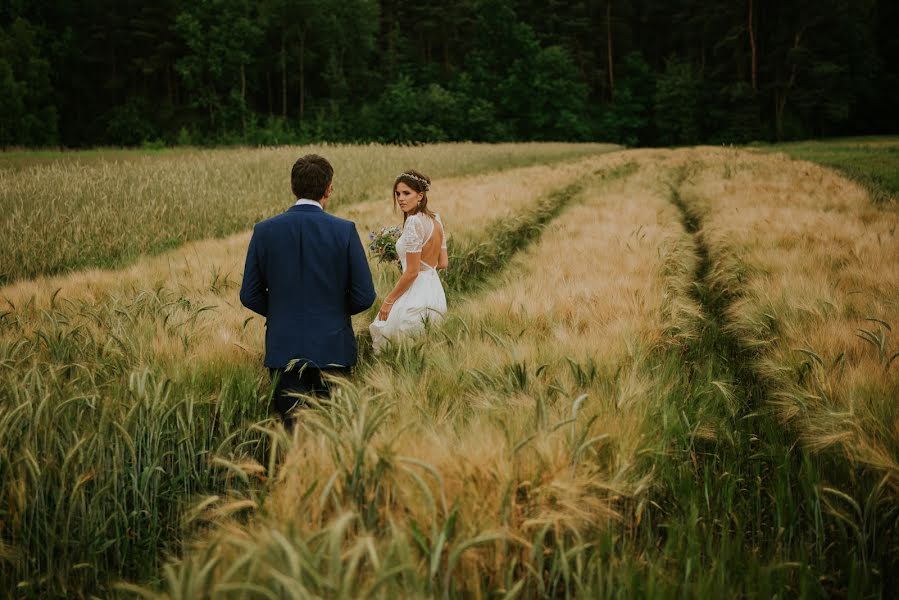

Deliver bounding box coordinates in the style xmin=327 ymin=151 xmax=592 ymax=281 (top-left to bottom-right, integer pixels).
xmin=383 ymin=299 xmax=394 ymax=305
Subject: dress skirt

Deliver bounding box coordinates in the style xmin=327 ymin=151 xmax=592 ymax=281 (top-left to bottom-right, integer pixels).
xmin=369 ymin=267 xmax=446 ymax=353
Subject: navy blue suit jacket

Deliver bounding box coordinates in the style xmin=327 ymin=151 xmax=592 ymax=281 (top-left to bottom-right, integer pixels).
xmin=239 ymin=204 xmax=376 ymax=369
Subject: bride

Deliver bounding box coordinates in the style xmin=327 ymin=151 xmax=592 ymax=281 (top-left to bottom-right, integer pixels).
xmin=369 ymin=170 xmax=448 ymax=352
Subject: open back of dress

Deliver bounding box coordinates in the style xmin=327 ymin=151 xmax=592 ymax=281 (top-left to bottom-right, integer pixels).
xmin=397 ymin=213 xmax=446 ymax=271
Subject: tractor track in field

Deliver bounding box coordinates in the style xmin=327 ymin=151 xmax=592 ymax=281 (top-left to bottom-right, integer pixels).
xmin=443 ymin=182 xmax=583 ymax=298
xmin=443 ymin=158 xmax=640 ymax=298
xmin=652 ymin=162 xmax=872 ymax=595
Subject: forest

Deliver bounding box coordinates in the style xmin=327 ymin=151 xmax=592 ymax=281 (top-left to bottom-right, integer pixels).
xmin=2 ymin=0 xmax=897 ymax=147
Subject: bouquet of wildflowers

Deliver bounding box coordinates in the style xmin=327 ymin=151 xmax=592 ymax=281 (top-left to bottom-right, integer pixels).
xmin=368 ymin=225 xmax=403 ymax=265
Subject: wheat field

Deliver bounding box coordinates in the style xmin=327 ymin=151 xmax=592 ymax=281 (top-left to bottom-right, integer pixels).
xmin=0 ymin=142 xmax=896 ymax=598
xmin=0 ymin=143 xmax=614 ymax=285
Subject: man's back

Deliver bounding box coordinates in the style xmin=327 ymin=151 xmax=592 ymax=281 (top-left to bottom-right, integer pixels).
xmin=240 ymin=204 xmax=376 ymax=369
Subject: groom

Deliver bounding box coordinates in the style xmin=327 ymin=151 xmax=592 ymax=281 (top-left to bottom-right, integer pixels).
xmin=240 ymin=154 xmax=375 ymax=426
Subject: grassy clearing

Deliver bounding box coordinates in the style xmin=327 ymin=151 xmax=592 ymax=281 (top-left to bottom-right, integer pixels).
xmin=753 ymin=136 xmax=899 ymax=204
xmin=0 ymin=142 xmax=616 ymax=284
xmin=0 ymin=154 xmax=619 ymax=597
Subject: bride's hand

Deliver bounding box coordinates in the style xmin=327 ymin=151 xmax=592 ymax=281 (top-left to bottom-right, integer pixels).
xmin=378 ymin=300 xmax=394 ymax=321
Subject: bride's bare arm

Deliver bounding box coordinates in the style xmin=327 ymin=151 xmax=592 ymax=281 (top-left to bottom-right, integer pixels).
xmin=378 ymin=252 xmax=421 ymax=319
xmin=435 ymin=214 xmax=448 ymax=270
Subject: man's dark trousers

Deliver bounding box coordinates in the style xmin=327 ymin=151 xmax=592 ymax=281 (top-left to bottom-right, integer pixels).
xmin=269 ymin=366 xmax=350 ymax=425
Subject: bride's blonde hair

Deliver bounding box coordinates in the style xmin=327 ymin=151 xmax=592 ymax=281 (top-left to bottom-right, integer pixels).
xmin=394 ymin=169 xmax=435 ymax=222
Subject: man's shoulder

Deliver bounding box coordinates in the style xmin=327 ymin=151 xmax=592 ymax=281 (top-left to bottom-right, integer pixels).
xmin=304 ymin=210 xmax=357 ymax=231
xmin=254 ymin=213 xmax=279 ymax=230
xmin=324 ymin=213 xmax=357 ymax=229
xmin=254 ymin=209 xmax=299 ymax=228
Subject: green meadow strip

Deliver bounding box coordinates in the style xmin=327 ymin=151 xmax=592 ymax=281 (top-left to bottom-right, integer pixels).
xmin=511 ymin=160 xmax=884 ymax=597
xmin=675 ymin=157 xmax=895 ymax=594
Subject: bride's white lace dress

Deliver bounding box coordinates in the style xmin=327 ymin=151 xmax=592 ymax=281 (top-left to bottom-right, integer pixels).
xmin=369 ymin=213 xmax=447 ymax=352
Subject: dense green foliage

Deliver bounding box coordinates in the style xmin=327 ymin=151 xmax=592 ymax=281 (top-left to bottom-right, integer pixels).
xmin=2 ymin=0 xmax=896 ymax=147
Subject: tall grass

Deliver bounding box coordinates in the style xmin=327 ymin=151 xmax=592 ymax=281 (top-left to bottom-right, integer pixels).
xmin=130 ymin=155 xmax=706 ymax=597
xmin=507 ymin=151 xmax=886 ymax=597
xmin=0 ymin=143 xmax=616 ymax=284
xmin=4 ymin=143 xmax=893 ymax=597
xmin=670 ymin=147 xmax=897 ymax=591
xmin=0 ymin=153 xmax=620 ymax=597
xmin=0 ymin=289 xmax=273 ymax=596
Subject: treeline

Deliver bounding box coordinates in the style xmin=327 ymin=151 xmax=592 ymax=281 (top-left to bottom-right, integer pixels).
xmin=2 ymin=0 xmax=897 ymax=147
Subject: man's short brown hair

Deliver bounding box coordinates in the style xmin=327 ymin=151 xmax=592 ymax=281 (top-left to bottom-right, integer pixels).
xmin=291 ymin=154 xmax=334 ymax=200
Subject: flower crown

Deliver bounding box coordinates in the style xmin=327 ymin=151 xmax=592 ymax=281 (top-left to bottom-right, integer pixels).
xmin=397 ymin=171 xmax=430 ymax=191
